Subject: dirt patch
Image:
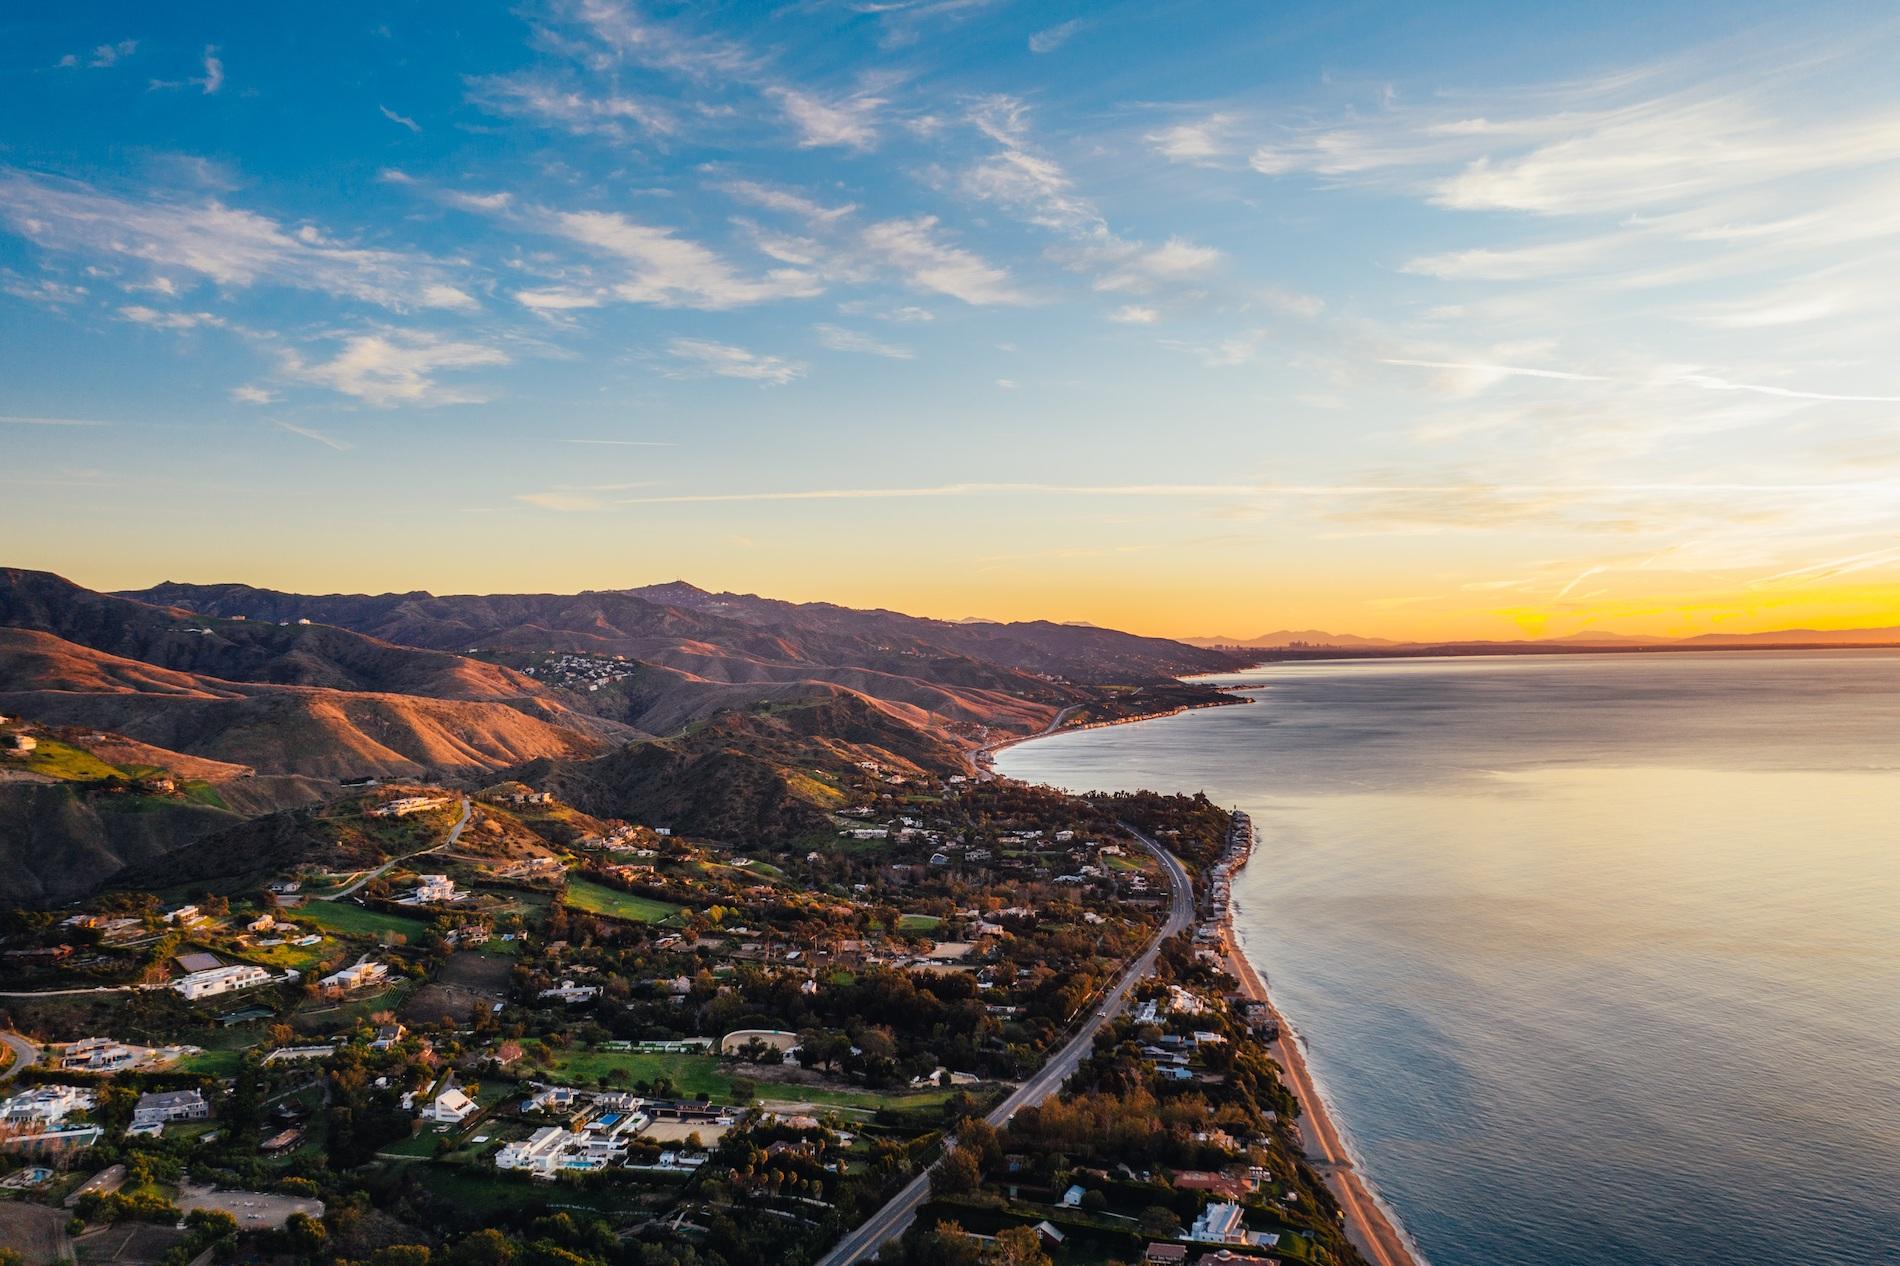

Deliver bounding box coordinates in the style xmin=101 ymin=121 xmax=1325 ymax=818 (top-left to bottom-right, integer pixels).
xmin=0 ymin=1203 xmax=67 ymax=1266
xmin=403 ymin=951 xmax=510 ymax=1026
xmin=73 ymin=1221 xmax=184 ymax=1266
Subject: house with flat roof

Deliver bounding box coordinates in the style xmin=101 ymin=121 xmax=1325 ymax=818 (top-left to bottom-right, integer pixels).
xmin=174 ymin=964 xmax=273 ymax=1001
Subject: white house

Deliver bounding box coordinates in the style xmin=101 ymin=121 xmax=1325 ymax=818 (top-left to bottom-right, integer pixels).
xmin=412 ymin=875 xmax=459 ymax=904
xmin=0 ymin=1085 xmax=95 ymax=1127
xmin=429 ymin=1087 xmax=477 ymax=1123
xmin=496 ymin=1125 xmax=568 ymax=1176
xmin=537 ymin=981 xmax=601 ymax=1004
xmin=319 ymin=958 xmax=389 ymax=995
xmin=173 ymin=964 xmax=273 ymax=1001
xmin=1188 ymin=1202 xmax=1247 ymax=1245
xmin=60 ymin=1038 xmax=139 ymax=1072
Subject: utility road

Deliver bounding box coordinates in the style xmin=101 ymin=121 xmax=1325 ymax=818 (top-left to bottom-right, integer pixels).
xmin=317 ymin=796 xmax=470 ymax=901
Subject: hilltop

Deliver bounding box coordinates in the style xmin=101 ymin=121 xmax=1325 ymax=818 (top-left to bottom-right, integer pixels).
xmin=0 ymin=569 xmax=1248 ymax=903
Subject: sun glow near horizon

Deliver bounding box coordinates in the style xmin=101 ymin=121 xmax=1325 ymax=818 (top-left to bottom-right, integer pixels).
xmin=5 ymin=1 xmax=1900 ymax=642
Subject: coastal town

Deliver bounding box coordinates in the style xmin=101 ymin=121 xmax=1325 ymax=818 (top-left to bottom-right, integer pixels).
xmin=0 ymin=746 xmax=1380 ymax=1266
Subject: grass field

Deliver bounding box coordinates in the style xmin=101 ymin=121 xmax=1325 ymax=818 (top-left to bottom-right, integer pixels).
xmin=560 ymin=877 xmax=682 ymax=924
xmin=18 ymin=738 xmax=124 ymax=782
xmin=177 ymin=1047 xmax=252 ymax=1077
xmin=543 ymin=1049 xmax=730 ymax=1097
xmin=896 ymin=913 xmax=942 ymax=932
xmin=294 ymin=901 xmax=430 ymax=941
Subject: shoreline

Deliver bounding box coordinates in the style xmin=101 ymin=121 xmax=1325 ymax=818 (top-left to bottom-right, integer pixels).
xmin=994 ymin=704 xmax=1427 ymax=1266
xmin=1220 ymin=892 xmax=1426 ymax=1266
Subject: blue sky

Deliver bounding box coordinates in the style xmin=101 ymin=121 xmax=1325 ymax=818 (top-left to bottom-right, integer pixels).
xmin=5 ymin=1 xmax=1899 ymax=639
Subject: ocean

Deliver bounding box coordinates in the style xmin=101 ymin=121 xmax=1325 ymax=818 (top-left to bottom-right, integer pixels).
xmin=996 ymin=651 xmax=1900 ymax=1266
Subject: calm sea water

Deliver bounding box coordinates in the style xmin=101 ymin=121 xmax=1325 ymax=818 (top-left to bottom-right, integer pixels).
xmin=997 ymin=651 xmax=1900 ymax=1266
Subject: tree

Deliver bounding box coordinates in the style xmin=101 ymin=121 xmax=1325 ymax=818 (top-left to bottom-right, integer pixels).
xmin=931 ymin=1146 xmax=981 ymax=1197
xmin=1139 ymin=1205 xmax=1182 ymax=1238
xmin=988 ymin=1228 xmax=1051 ymax=1266
xmin=448 ymin=1229 xmax=517 ymax=1266
xmin=284 ymin=1212 xmax=326 ymax=1260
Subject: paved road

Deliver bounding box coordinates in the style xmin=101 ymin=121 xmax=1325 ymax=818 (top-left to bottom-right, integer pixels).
xmin=966 ymin=705 xmax=1082 ymax=779
xmin=0 ymin=1030 xmax=39 ymax=1079
xmin=316 ymin=796 xmax=470 ymax=901
xmin=815 ymin=824 xmax=1194 ymax=1266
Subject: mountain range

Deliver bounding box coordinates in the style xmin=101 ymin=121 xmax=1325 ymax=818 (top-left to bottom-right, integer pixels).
xmin=0 ymin=568 xmax=1245 ymax=903
xmin=1188 ymin=626 xmax=1900 ymax=650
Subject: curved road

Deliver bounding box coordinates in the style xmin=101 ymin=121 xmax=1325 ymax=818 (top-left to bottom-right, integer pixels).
xmin=816 ymin=824 xmax=1193 ymax=1266
xmin=966 ymin=705 xmax=1082 ymax=778
xmin=317 ymin=796 xmax=471 ymax=901
xmin=0 ymin=1030 xmax=39 ymax=1079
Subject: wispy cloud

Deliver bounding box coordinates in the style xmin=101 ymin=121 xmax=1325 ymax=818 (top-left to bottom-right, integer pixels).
xmin=0 ymin=414 xmax=111 ymax=427
xmin=716 ymin=179 xmax=855 ymax=224
xmin=860 ymin=216 xmax=1025 ymax=305
xmin=74 ymin=40 xmax=137 ymax=69
xmin=277 ymin=330 xmax=509 ymax=406
xmin=379 ymin=104 xmax=422 ymax=133
xmin=0 ymin=169 xmax=475 ymax=312
xmin=545 ymin=208 xmax=821 ymax=308
xmin=772 ymin=86 xmax=885 ymax=151
xmin=665 ymin=337 xmax=804 ymax=385
xmin=466 ymin=73 xmax=675 ymax=142
xmin=275 ymin=420 xmax=352 ymax=451
xmin=1027 ymin=19 xmax=1087 ymax=54
xmin=815 ymin=323 xmax=913 ymax=359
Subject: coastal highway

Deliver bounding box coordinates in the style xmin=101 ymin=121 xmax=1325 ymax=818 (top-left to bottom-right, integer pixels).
xmin=966 ymin=705 xmax=1082 ymax=777
xmin=816 ymin=824 xmax=1194 ymax=1266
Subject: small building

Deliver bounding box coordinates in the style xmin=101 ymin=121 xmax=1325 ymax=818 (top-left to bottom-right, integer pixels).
xmin=319 ymin=958 xmax=389 ymax=996
xmin=1060 ymin=1183 xmax=1087 ymax=1208
xmin=1145 ymin=1246 xmax=1187 ymax=1265
xmin=2 ymin=734 xmax=38 ymax=753
xmin=429 ymin=1087 xmax=477 ymax=1123
xmin=59 ymin=1038 xmax=139 ymax=1072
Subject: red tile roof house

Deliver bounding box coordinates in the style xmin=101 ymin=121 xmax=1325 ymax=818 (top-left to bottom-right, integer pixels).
xmin=1145 ymin=1245 xmax=1188 ymax=1264
xmin=1173 ymin=1169 xmax=1258 ymax=1202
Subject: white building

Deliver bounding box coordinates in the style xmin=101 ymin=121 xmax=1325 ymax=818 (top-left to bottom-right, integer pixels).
xmin=496 ymin=1125 xmax=569 ymax=1177
xmin=319 ymin=958 xmax=389 ymax=995
xmin=0 ymin=1085 xmax=95 ymax=1127
xmin=1188 ymin=1202 xmax=1247 ymax=1245
xmin=372 ymin=796 xmax=450 ymax=818
xmin=537 ymin=981 xmax=601 ymax=1004
xmin=429 ymin=1087 xmax=477 ymax=1123
xmin=173 ymin=964 xmax=273 ymax=1001
xmin=59 ymin=1038 xmax=139 ymax=1072
xmin=412 ymin=874 xmax=459 ymax=904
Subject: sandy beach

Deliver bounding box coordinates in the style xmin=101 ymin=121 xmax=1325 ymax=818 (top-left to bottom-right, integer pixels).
xmin=1222 ymin=930 xmax=1425 ymax=1266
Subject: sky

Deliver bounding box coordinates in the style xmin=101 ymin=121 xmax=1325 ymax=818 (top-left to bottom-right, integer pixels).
xmin=5 ymin=1 xmax=1900 ymax=641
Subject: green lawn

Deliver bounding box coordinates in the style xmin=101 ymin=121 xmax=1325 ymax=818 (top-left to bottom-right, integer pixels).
xmin=177 ymin=1047 xmax=252 ymax=1077
xmin=542 ymin=1049 xmax=730 ymax=1097
xmin=19 ymin=739 xmax=124 ymax=782
xmin=294 ymin=901 xmax=430 ymax=941
xmin=560 ymin=877 xmax=683 ymax=924
xmin=896 ymin=913 xmax=942 ymax=932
